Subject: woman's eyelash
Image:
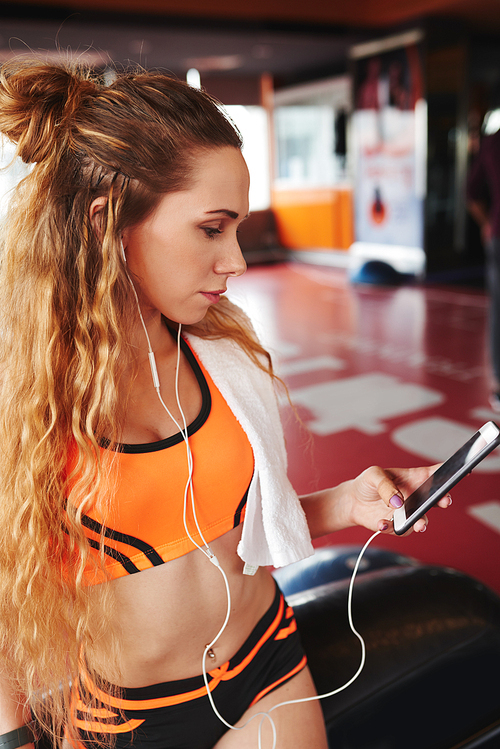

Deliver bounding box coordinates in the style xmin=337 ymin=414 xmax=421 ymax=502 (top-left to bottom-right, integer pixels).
xmin=203 ymin=227 xmax=222 ymax=238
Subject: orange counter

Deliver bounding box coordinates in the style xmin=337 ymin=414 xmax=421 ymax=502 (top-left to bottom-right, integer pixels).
xmin=271 ymin=187 xmax=354 ymax=251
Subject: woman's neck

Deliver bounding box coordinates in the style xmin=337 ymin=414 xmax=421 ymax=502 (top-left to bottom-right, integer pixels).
xmin=129 ymin=310 xmax=178 ymax=360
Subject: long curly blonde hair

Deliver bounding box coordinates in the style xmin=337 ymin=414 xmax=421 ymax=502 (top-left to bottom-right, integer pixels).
xmin=0 ymin=60 xmax=273 ymax=746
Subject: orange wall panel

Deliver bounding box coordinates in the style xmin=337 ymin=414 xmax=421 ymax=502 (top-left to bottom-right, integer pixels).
xmin=271 ymin=188 xmax=354 ymax=250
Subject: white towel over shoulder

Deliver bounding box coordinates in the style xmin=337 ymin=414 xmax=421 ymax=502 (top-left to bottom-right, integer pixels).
xmin=185 ymin=332 xmax=314 ymax=571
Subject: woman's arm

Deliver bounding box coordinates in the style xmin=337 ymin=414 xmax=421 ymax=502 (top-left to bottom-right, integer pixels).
xmin=300 ymin=465 xmax=451 ymax=539
xmin=467 ymin=199 xmax=492 ymax=244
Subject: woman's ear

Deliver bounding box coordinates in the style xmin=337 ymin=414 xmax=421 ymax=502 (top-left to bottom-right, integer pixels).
xmin=121 ymin=226 xmax=130 ymax=249
xmin=89 ymin=196 xmax=108 ymax=238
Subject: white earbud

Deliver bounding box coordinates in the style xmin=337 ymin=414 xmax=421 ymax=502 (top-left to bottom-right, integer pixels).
xmin=120 ymin=240 xmax=127 ymax=263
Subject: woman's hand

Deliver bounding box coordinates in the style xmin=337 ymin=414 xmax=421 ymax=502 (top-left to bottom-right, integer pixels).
xmin=345 ymin=465 xmax=451 ymax=534
xmin=300 ymin=465 xmax=452 ymax=539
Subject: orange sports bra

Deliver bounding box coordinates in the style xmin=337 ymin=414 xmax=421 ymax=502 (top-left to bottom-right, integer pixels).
xmin=71 ymin=337 xmax=254 ymax=585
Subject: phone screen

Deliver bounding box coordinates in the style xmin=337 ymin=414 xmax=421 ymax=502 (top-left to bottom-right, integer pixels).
xmin=395 ymin=421 xmax=500 ymax=534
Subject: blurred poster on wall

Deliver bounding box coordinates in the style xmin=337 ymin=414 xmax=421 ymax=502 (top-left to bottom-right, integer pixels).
xmin=350 ymin=31 xmax=426 ymax=274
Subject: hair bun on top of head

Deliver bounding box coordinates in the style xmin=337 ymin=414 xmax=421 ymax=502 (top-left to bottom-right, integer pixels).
xmin=0 ymin=59 xmax=98 ymax=164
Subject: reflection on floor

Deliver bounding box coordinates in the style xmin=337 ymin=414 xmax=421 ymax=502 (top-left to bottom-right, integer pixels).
xmin=228 ymin=262 xmax=500 ymax=595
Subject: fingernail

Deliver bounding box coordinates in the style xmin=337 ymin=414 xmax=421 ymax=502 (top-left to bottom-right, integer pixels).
xmin=447 ymin=495 xmax=452 ymax=506
xmin=419 ymin=524 xmax=427 ymax=532
xmin=379 ymin=521 xmax=389 ymax=532
xmin=389 ymin=494 xmax=403 ymax=509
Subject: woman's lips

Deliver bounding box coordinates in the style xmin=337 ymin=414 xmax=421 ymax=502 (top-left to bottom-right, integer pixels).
xmin=200 ymin=290 xmax=225 ymax=303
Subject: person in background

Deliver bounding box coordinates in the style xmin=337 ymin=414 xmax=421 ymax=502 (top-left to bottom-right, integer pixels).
xmin=467 ymin=127 xmax=500 ymax=412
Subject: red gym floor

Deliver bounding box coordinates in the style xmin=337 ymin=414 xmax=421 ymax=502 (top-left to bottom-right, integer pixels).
xmin=228 ymin=262 xmax=500 ymax=596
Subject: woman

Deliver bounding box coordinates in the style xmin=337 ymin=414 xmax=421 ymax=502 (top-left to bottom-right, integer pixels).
xmin=0 ymin=61 xmax=448 ymax=749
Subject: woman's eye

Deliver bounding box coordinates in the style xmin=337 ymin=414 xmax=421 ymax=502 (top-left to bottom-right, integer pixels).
xmin=203 ymin=227 xmax=223 ymax=239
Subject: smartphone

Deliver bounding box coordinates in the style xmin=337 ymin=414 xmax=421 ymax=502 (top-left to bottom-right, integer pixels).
xmin=393 ymin=420 xmax=500 ymax=535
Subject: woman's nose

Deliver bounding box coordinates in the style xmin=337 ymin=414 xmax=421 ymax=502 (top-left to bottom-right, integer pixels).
xmin=214 ymin=236 xmax=247 ymax=277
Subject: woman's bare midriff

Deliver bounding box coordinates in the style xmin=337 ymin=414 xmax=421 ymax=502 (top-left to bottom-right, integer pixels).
xmin=88 ymin=524 xmax=276 ymax=688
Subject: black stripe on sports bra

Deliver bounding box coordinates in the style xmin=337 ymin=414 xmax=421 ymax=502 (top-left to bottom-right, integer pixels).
xmin=81 ymin=514 xmax=165 ymax=567
xmin=86 ymin=535 xmax=141 ymax=575
xmin=233 ymin=485 xmax=250 ymax=529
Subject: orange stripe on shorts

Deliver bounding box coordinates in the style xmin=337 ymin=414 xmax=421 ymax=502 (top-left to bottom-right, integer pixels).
xmin=249 ymin=655 xmax=308 ymax=707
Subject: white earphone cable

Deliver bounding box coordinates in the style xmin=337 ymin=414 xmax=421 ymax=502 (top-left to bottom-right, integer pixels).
xmin=123 ymin=252 xmax=234 ymax=704
xmin=124 ymin=247 xmax=383 ymax=748
xmin=251 ymin=529 xmax=382 ymax=749
xmin=122 ymin=248 xmax=216 ymax=560
xmin=200 ymin=529 xmax=383 ymax=749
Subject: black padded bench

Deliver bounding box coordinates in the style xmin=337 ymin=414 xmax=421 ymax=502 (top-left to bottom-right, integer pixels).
xmin=273 ymin=546 xmax=500 ymax=749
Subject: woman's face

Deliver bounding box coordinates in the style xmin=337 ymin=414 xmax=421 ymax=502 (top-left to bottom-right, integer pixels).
xmin=122 ymin=147 xmax=249 ymax=326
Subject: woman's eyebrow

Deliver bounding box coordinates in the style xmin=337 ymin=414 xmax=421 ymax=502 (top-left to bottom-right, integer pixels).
xmin=204 ymin=209 xmax=250 ymax=220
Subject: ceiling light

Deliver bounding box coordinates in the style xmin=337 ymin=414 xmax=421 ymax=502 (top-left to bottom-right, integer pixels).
xmin=186 ymin=68 xmax=201 ymax=89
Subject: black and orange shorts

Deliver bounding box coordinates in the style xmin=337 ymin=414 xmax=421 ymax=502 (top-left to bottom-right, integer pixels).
xmin=69 ymin=582 xmax=307 ymax=749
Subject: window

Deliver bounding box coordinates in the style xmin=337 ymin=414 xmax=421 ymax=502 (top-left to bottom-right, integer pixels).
xmin=224 ymin=105 xmax=270 ymax=211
